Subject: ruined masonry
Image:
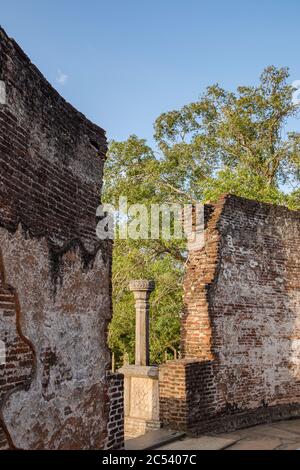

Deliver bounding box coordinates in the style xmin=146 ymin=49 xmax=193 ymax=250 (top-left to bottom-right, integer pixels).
xmin=0 ymin=28 xmax=123 ymax=450
xmin=159 ymin=195 xmax=300 ymax=434
xmin=1 ymin=27 xmax=300 ymax=449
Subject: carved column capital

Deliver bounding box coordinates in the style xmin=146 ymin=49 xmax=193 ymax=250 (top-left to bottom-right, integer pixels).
xmin=129 ymin=280 xmax=155 ymax=293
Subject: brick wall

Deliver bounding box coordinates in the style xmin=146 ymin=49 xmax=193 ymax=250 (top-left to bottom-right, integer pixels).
xmin=0 ymin=27 xmax=123 ymax=449
xmin=104 ymin=373 xmax=124 ymax=450
xmin=160 ymin=194 xmax=300 ymax=434
xmin=159 ymin=360 xmax=217 ymax=432
xmin=0 ymin=29 xmax=106 ymax=253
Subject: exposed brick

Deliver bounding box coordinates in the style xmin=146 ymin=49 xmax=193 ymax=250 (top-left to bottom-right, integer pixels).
xmin=0 ymin=27 xmax=115 ymax=450
xmin=160 ymin=195 xmax=300 ymax=434
xmin=104 ymin=373 xmax=124 ymax=450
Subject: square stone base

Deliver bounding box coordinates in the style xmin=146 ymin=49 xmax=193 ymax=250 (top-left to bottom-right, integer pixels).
xmin=119 ymin=365 xmax=160 ymax=439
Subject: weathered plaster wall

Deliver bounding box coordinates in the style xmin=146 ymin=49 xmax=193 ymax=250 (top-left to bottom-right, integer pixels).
xmin=0 ymin=246 xmax=34 ymax=449
xmin=0 ymin=27 xmax=122 ymax=449
xmin=160 ymin=195 xmax=300 ymax=434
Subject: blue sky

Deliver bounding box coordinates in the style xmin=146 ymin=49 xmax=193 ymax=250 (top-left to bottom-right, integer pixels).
xmin=1 ymin=0 xmax=300 ymax=145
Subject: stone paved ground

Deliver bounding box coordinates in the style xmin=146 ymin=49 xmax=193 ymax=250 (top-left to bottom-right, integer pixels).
xmin=156 ymin=419 xmax=300 ymax=450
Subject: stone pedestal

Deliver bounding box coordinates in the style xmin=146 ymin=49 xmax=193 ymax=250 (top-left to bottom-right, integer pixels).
xmin=120 ymin=280 xmax=159 ymax=439
xmin=119 ymin=365 xmax=160 ymax=439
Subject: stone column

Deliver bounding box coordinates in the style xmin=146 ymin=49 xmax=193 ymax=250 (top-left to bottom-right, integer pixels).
xmin=129 ymin=280 xmax=155 ymax=367
xmin=119 ymin=280 xmax=160 ymax=439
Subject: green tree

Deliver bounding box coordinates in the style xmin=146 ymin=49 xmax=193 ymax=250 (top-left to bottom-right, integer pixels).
xmin=104 ymin=66 xmax=300 ymax=367
xmin=104 ymin=136 xmax=183 ymax=366
xmin=154 ymin=66 xmax=299 ymax=206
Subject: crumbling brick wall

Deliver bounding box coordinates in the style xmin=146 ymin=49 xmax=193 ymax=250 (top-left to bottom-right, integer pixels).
xmin=160 ymin=194 xmax=300 ymax=434
xmin=0 ymin=27 xmax=123 ymax=449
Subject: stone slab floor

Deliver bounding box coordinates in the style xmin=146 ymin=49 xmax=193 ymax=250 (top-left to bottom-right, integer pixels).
xmin=155 ymin=419 xmax=300 ymax=451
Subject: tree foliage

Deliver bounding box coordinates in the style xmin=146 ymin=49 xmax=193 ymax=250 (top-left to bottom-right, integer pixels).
xmin=104 ymin=66 xmax=300 ymax=367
